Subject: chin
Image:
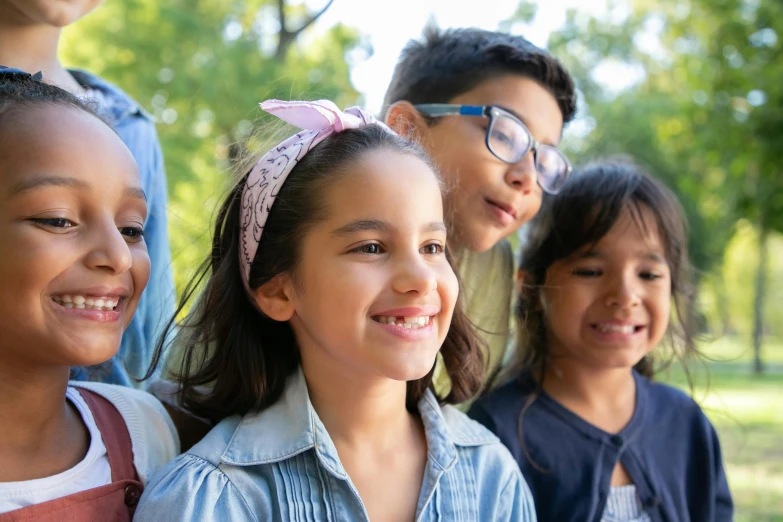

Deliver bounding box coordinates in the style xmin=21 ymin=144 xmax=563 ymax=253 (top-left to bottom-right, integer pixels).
xmin=383 ymin=357 xmax=437 ymax=383
xmin=465 ymin=230 xmax=502 ymax=253
xmin=60 ymin=339 xmax=121 ymax=368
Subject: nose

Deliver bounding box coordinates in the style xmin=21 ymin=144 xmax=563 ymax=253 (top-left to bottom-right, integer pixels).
xmin=83 ymin=221 xmax=133 ymax=274
xmin=504 ymin=149 xmax=537 ymax=193
xmin=604 ymin=273 xmax=641 ymax=310
xmin=391 ymin=254 xmax=438 ymax=296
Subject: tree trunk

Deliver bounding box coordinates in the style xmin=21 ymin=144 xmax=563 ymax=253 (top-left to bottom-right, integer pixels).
xmin=751 ymin=223 xmax=769 ymax=374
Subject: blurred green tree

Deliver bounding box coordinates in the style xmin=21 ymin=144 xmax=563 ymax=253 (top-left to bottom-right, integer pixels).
xmin=60 ymin=0 xmax=361 ymax=303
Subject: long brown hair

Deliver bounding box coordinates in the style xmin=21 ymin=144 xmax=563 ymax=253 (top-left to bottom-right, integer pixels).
xmin=145 ymin=124 xmax=485 ymax=423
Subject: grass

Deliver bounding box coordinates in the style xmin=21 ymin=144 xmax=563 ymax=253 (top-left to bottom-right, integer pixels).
xmin=659 ymin=337 xmax=783 ymax=521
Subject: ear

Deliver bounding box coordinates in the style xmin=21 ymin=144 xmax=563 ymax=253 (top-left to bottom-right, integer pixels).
xmin=384 ymin=101 xmax=430 ymax=141
xmin=252 ymin=274 xmax=295 ymax=322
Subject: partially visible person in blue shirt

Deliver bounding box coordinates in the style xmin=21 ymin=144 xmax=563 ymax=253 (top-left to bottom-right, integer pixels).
xmin=469 ymin=161 xmax=733 ymax=522
xmin=0 ymin=1 xmax=175 ymax=388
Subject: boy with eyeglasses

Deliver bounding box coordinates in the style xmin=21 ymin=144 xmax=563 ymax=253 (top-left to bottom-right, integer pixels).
xmin=384 ymin=26 xmax=576 ymax=393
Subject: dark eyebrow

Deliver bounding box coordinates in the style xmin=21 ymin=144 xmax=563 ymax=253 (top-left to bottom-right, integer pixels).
xmin=577 ymin=250 xmax=667 ymax=263
xmin=332 ymin=219 xmax=395 ymax=236
xmin=124 ymin=186 xmax=147 ymax=201
xmin=331 ymin=219 xmax=448 ymax=237
xmin=10 ymin=175 xmax=89 ymax=195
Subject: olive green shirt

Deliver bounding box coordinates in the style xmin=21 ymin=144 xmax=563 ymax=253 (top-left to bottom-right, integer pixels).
xmin=434 ymin=240 xmax=516 ymax=404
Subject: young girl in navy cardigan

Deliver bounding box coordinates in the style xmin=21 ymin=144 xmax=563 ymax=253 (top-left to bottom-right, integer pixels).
xmin=470 ymin=161 xmax=733 ymax=522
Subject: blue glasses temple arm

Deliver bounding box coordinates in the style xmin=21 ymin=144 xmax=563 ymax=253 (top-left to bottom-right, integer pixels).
xmin=414 ymin=104 xmax=485 ymax=117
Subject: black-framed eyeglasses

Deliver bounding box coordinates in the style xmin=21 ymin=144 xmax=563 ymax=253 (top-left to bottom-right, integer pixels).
xmin=414 ymin=104 xmax=572 ymax=195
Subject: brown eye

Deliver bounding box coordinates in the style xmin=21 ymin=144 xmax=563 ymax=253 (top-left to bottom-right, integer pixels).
xmin=420 ymin=243 xmax=444 ymax=255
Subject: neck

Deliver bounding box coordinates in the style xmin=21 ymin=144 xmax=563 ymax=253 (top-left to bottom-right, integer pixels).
xmin=0 ymin=355 xmax=73 ymax=452
xmin=301 ymin=359 xmax=415 ymax=451
xmin=0 ymin=12 xmax=82 ymax=93
xmin=542 ymin=357 xmax=636 ymax=433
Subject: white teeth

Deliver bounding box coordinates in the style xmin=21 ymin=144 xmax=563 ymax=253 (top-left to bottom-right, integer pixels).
xmin=52 ymin=295 xmax=120 ymax=311
xmin=375 ymin=315 xmax=432 ymax=329
xmin=597 ymin=324 xmax=635 ymax=334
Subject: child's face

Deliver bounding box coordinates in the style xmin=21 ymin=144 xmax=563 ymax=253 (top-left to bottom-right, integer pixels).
xmin=421 ymin=75 xmax=564 ymax=252
xmin=0 ymin=0 xmax=102 ymax=27
xmin=0 ymin=105 xmax=149 ymax=369
xmin=287 ymin=149 xmax=458 ymax=384
xmin=539 ymin=206 xmax=671 ymax=371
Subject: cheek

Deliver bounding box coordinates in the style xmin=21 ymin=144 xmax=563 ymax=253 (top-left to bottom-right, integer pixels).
xmin=439 ymin=264 xmax=459 ymax=317
xmin=129 ymin=245 xmax=151 ymax=298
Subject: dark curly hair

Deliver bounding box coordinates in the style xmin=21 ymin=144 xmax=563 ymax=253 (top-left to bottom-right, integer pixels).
xmin=0 ymin=68 xmax=102 ymax=125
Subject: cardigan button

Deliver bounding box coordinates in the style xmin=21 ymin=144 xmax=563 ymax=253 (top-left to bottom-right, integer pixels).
xmin=609 ymin=435 xmax=624 ymax=447
xmin=124 ymin=484 xmax=142 ymax=507
xmin=644 ymin=496 xmax=661 ymax=508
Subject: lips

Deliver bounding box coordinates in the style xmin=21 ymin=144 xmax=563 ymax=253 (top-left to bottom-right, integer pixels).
xmin=485 ymin=198 xmax=517 ymax=219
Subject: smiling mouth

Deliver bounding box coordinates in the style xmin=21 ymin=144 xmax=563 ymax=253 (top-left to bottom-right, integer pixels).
xmin=372 ymin=315 xmax=433 ymax=329
xmin=591 ymin=323 xmax=645 ymax=334
xmin=51 ymin=294 xmax=121 ymax=312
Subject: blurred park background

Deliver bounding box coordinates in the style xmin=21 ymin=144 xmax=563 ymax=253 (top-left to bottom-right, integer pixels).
xmin=59 ymin=0 xmax=782 ymax=519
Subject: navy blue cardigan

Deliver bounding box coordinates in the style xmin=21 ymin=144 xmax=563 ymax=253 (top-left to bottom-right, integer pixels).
xmin=468 ymin=371 xmax=733 ymax=522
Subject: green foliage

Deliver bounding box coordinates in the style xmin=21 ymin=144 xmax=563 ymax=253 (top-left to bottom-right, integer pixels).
xmin=60 ymin=0 xmax=360 ymax=298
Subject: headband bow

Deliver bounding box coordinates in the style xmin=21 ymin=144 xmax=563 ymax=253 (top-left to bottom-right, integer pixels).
xmin=239 ymin=99 xmax=391 ymax=293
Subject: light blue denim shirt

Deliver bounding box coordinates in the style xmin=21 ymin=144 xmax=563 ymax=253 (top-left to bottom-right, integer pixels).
xmin=67 ymin=70 xmax=175 ymax=388
xmin=135 ymin=369 xmax=537 ymax=521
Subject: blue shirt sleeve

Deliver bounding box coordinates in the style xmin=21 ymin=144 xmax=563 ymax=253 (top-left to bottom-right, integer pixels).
xmin=135 ymin=454 xmax=258 ymax=522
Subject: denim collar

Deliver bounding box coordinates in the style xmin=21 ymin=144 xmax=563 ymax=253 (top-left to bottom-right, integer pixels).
xmin=220 ymin=369 xmax=496 ymax=478
xmin=68 ymin=69 xmax=151 ymax=125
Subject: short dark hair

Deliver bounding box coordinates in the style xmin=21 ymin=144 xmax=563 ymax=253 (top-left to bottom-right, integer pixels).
xmin=0 ymin=70 xmax=102 ymax=126
xmin=147 ymin=124 xmax=486 ymax=422
xmin=382 ymin=26 xmax=576 ymax=124
xmin=510 ymin=159 xmax=698 ymax=385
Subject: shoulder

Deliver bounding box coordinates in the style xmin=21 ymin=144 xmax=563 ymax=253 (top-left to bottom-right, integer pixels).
xmin=441 ymin=403 xmax=500 ymax=446
xmin=641 ymin=376 xmax=705 ymax=418
xmin=69 ymin=382 xmax=179 ymax=482
xmin=469 ymin=378 xmax=532 ymax=425
xmin=135 ymin=450 xmax=256 ymax=522
xmin=441 ymin=405 xmax=523 ymax=480
xmin=638 ymin=375 xmax=718 ymax=437
xmin=69 ymin=69 xmax=153 ymax=125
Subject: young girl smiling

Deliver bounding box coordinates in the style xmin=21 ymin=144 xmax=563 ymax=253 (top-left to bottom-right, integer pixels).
xmin=136 ymin=100 xmax=535 ymax=521
xmin=470 ymin=161 xmax=732 ymax=522
xmin=0 ymin=68 xmax=178 ymax=521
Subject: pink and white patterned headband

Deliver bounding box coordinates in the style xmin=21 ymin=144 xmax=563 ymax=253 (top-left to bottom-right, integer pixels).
xmin=239 ymin=99 xmax=390 ymax=292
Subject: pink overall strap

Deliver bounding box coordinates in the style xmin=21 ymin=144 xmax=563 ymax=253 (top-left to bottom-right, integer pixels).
xmin=76 ymin=388 xmax=139 ymax=482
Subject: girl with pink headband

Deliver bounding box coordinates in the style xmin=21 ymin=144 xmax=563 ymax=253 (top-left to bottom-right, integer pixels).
xmin=136 ymin=99 xmax=536 ymax=521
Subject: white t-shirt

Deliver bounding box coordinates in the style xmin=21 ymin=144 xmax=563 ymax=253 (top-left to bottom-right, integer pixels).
xmin=0 ymin=383 xmax=179 ymax=515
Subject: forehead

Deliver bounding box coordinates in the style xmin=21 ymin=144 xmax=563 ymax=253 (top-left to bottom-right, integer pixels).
xmin=321 ymin=149 xmax=443 ymax=226
xmin=448 ymin=74 xmax=564 ymax=145
xmin=590 ymin=205 xmax=665 ymax=254
xmin=0 ymin=104 xmax=139 ymax=191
